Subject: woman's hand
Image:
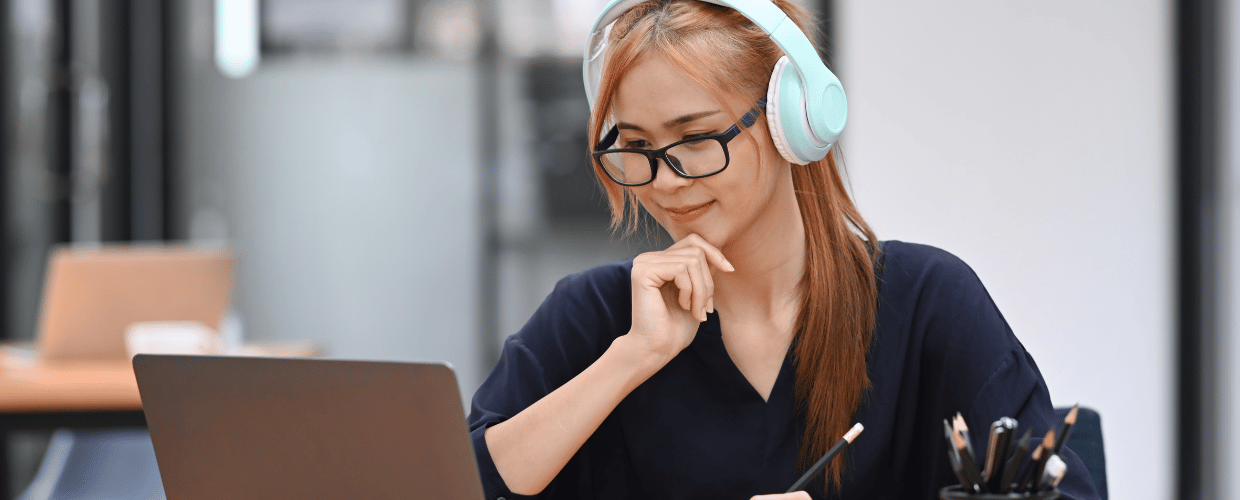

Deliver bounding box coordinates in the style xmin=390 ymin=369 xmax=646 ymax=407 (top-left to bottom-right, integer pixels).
xmin=751 ymin=493 xmax=811 ymax=500
xmin=488 ymin=237 xmax=733 ymax=495
xmin=626 ymin=233 xmax=734 ymax=365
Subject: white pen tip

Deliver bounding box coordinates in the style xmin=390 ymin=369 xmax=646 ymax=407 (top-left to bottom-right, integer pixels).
xmin=844 ymin=423 xmax=864 ymax=443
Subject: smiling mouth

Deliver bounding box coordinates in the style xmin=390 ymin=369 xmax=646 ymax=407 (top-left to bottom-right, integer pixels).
xmin=665 ymin=201 xmax=714 ymax=224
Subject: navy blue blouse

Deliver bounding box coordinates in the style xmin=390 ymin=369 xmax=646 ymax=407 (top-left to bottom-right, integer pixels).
xmin=469 ymin=241 xmax=1101 ymax=500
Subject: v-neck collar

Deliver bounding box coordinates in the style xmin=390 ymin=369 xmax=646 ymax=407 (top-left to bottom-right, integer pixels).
xmin=691 ymin=311 xmax=796 ymax=404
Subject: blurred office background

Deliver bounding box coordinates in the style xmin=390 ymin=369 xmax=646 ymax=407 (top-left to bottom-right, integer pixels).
xmin=0 ymin=0 xmax=1234 ymax=499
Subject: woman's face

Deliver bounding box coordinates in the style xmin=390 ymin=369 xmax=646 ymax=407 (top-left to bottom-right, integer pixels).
xmin=611 ymin=53 xmax=793 ymax=249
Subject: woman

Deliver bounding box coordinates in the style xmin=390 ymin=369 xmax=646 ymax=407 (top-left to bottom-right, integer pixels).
xmin=469 ymin=1 xmax=1102 ymax=499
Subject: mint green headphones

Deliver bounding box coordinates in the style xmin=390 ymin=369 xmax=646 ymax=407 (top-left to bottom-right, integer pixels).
xmin=583 ymin=0 xmax=847 ymax=165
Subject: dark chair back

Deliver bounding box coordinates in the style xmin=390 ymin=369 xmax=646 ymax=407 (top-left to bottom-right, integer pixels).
xmin=1054 ymin=406 xmax=1107 ymax=500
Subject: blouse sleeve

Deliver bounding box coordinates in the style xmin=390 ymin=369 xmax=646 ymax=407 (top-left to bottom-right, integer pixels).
xmin=467 ymin=261 xmax=632 ymax=500
xmin=904 ymin=245 xmax=1102 ymax=500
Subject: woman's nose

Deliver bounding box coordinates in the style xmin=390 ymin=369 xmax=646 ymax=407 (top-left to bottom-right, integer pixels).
xmin=650 ymin=156 xmax=691 ymax=191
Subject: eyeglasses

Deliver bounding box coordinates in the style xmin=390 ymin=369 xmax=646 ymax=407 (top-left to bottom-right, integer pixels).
xmin=592 ymin=98 xmax=765 ymax=187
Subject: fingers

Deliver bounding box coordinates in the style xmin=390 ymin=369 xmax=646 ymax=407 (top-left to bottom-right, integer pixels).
xmin=667 ymin=236 xmax=726 ymax=320
xmin=666 ymin=245 xmax=710 ymax=321
xmin=684 ymin=257 xmax=707 ymax=321
xmin=633 ymin=233 xmax=734 ymax=323
xmin=662 ymin=251 xmax=710 ymax=321
xmin=634 ymin=259 xmax=708 ymax=322
xmin=650 ymin=262 xmax=703 ymax=322
xmin=672 ymin=233 xmax=735 ymax=273
xmin=671 ymin=268 xmax=694 ymax=315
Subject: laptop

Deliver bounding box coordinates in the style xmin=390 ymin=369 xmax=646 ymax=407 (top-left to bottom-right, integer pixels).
xmin=133 ymin=354 xmax=485 ymax=499
xmin=37 ymin=246 xmax=235 ymax=361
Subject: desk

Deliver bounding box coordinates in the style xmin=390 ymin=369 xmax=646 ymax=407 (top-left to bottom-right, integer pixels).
xmin=0 ymin=343 xmax=321 ymax=499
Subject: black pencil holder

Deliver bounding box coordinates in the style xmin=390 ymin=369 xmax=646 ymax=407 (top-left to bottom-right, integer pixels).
xmin=938 ymin=485 xmax=1059 ymax=499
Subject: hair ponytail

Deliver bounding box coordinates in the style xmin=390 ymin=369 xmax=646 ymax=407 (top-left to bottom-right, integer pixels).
xmin=789 ymin=145 xmax=879 ymax=489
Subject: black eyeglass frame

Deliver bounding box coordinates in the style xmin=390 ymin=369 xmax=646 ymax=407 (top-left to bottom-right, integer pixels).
xmin=591 ymin=98 xmax=766 ymax=187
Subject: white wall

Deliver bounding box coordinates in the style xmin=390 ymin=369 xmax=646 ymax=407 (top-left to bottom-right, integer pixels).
xmin=838 ymin=2 xmax=1174 ymax=499
xmin=1224 ymin=1 xmax=1240 ymax=497
xmin=178 ymin=5 xmax=484 ymax=399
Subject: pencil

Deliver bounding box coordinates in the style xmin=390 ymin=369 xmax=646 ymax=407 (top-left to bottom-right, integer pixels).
xmin=786 ymin=423 xmax=864 ymax=493
xmin=1016 ymin=442 xmax=1043 ymax=492
xmin=953 ymin=423 xmax=986 ymax=493
xmin=999 ymin=428 xmax=1033 ymax=493
xmin=1030 ymin=429 xmax=1055 ymax=489
xmin=944 ymin=419 xmax=970 ymax=488
xmin=1019 ymin=430 xmax=1054 ymax=492
xmin=1052 ymin=405 xmax=1079 ymax=456
xmin=954 ymin=413 xmax=976 ymax=459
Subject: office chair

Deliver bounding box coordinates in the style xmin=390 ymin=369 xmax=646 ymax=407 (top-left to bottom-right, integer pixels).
xmin=1055 ymin=406 xmax=1107 ymax=500
xmin=17 ymin=428 xmax=165 ymax=500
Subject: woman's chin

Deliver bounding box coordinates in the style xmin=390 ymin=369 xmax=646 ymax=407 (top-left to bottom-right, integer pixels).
xmin=667 ymin=227 xmax=726 ymax=249
xmin=652 ymin=212 xmax=727 ymax=248
xmin=662 ymin=222 xmax=693 ymax=241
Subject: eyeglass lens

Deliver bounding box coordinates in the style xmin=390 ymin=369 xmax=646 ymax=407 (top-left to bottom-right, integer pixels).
xmin=598 ymin=138 xmax=727 ymax=185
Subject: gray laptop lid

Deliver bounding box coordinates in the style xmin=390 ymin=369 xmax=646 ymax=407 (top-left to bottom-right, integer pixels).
xmin=133 ymin=355 xmax=484 ymax=499
xmin=39 ymin=247 xmax=234 ymax=361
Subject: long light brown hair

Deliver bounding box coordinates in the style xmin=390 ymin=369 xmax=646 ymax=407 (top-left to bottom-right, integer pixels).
xmin=587 ymin=0 xmax=881 ymax=492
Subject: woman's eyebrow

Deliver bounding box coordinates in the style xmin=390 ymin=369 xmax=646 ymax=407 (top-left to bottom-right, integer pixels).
xmin=616 ymin=109 xmax=722 ymax=132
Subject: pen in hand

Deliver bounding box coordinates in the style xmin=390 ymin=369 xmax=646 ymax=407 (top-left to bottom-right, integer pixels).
xmin=785 ymin=423 xmax=865 ymax=493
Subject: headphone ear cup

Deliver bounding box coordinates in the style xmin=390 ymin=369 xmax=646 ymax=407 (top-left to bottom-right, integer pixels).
xmin=766 ymin=56 xmax=831 ymax=165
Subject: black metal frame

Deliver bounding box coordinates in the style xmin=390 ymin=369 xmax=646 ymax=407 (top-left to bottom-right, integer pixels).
xmin=0 ymin=0 xmax=173 ymax=495
xmin=97 ymin=0 xmax=173 ymax=242
xmin=50 ymin=0 xmax=72 ymax=246
xmin=477 ymin=0 xmax=501 ymax=368
xmin=1176 ymin=0 xmax=1222 ymax=499
xmin=1 ymin=0 xmax=175 ymax=337
xmin=123 ymin=0 xmax=174 ymax=241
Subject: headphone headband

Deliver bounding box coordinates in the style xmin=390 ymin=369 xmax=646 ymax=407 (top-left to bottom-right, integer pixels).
xmin=585 ymin=0 xmax=821 ymax=105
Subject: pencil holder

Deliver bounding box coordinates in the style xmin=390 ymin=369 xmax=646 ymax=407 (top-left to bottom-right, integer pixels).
xmin=938 ymin=485 xmax=1059 ymax=499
